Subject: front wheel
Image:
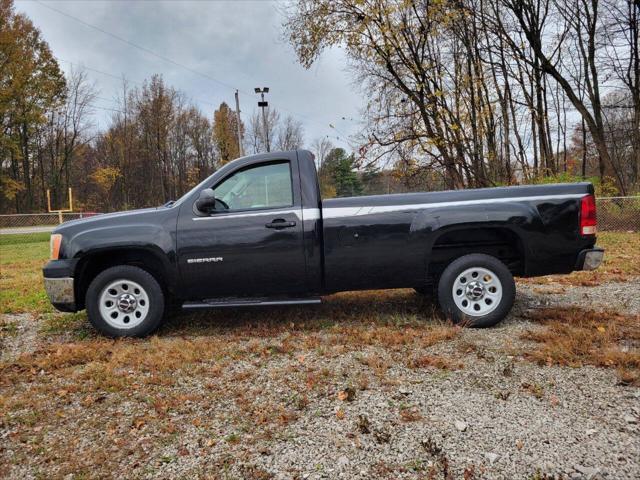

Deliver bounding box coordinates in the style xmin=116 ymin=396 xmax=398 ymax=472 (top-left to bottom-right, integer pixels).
xmin=86 ymin=265 xmax=165 ymax=337
xmin=437 ymin=254 xmax=515 ymax=328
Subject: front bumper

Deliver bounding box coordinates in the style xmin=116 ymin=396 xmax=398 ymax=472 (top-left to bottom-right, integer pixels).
xmin=576 ymin=247 xmax=604 ymax=271
xmin=43 ymin=277 xmax=76 ymax=312
xmin=43 ymin=259 xmax=78 ymax=312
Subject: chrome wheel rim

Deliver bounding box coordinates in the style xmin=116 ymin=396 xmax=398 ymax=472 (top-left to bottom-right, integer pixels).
xmin=99 ymin=279 xmax=149 ymax=329
xmin=452 ymin=267 xmax=502 ymax=317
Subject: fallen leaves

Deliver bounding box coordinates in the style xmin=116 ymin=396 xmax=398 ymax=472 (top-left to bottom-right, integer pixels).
xmin=357 ymin=414 xmax=370 ymax=434
xmin=399 ymin=407 xmax=422 ymax=422
xmin=521 ymin=382 xmax=544 ymax=399
xmin=337 ymin=387 xmax=356 ymax=402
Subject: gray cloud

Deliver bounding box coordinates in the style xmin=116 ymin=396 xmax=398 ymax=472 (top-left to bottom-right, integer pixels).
xmin=16 ymin=0 xmax=363 ymax=149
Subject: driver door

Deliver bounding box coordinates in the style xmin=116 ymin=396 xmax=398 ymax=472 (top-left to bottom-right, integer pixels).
xmin=176 ymin=160 xmax=307 ymax=299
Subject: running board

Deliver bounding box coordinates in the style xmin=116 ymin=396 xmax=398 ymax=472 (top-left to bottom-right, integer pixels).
xmin=182 ymin=297 xmax=322 ymax=309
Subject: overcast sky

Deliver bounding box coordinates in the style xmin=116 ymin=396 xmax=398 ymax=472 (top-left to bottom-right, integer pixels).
xmin=16 ymin=0 xmax=363 ymax=150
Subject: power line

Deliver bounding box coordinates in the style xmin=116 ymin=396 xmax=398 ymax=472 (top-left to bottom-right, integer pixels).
xmin=35 ymin=0 xmax=240 ymax=93
xmin=37 ymin=1 xmax=354 ymax=145
xmin=57 ymin=58 xmax=219 ymax=107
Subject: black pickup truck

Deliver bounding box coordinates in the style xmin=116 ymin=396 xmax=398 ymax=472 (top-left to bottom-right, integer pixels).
xmin=43 ymin=150 xmax=603 ymax=337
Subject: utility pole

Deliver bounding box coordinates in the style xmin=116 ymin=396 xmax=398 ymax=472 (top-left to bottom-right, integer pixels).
xmin=255 ymin=87 xmax=270 ymax=152
xmin=234 ymin=90 xmax=244 ymax=157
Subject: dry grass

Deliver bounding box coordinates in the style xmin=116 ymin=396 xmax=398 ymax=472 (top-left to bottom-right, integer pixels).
xmin=520 ymin=307 xmax=640 ymax=385
xmin=0 ymin=238 xmax=51 ymax=314
xmin=408 ymin=354 xmax=464 ymax=371
xmin=0 ymin=293 xmax=460 ymax=477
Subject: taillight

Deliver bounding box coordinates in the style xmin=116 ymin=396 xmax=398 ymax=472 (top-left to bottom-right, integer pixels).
xmin=580 ymin=195 xmax=597 ymax=235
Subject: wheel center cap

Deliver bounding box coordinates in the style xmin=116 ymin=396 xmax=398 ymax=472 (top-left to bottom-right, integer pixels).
xmin=465 ymin=281 xmax=485 ymax=300
xmin=117 ymin=293 xmax=137 ymax=313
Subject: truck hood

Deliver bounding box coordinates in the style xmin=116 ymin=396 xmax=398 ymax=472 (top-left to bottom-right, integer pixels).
xmin=53 ymin=207 xmax=167 ymax=235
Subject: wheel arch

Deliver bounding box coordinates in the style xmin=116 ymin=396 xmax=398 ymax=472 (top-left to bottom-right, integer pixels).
xmin=74 ymin=246 xmax=173 ymax=310
xmin=426 ymin=225 xmax=527 ymax=281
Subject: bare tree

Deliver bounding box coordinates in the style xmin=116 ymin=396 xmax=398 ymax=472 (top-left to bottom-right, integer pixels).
xmin=34 ymin=68 xmax=96 ymax=209
xmin=311 ymin=136 xmax=333 ymax=169
xmin=245 ymin=107 xmax=283 ymax=154
xmin=601 ymin=0 xmax=640 ymax=185
xmin=275 ymin=115 xmax=304 ymax=151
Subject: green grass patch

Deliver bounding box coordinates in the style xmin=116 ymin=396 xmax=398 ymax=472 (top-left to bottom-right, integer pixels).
xmin=0 ymin=239 xmax=52 ymax=314
xmin=0 ymin=232 xmax=51 ymax=246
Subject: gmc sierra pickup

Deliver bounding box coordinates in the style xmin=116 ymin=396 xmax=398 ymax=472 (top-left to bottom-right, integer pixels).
xmin=43 ymin=150 xmax=604 ymax=337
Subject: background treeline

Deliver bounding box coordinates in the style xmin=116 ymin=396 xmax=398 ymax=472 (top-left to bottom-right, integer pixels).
xmin=2 ymin=0 xmax=639 ymax=214
xmin=287 ymin=0 xmax=640 ymax=195
xmin=0 ymin=0 xmax=305 ymax=213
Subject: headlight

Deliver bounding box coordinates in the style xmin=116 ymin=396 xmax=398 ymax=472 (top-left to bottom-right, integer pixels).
xmin=50 ymin=234 xmax=62 ymax=260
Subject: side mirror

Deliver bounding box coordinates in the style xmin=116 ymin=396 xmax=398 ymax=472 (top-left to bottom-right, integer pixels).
xmin=195 ymin=188 xmax=217 ymax=212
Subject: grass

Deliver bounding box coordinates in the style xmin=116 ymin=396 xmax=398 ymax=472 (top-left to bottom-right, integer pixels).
xmin=0 ymin=236 xmax=52 ymax=314
xmin=0 ymin=232 xmax=51 ymax=246
xmin=521 ymin=307 xmax=640 ymax=386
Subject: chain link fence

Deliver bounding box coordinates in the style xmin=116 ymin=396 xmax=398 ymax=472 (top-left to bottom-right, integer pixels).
xmin=0 ymin=213 xmax=101 ymax=242
xmin=0 ymin=196 xmax=638 ymax=243
xmin=596 ymin=197 xmax=640 ymax=232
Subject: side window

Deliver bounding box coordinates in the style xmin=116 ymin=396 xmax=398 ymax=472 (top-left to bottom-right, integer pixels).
xmin=213 ymin=161 xmax=293 ymax=210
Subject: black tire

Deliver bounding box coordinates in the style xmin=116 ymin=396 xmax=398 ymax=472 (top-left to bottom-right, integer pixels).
xmin=437 ymin=254 xmax=515 ymax=328
xmin=86 ymin=265 xmax=165 ymax=337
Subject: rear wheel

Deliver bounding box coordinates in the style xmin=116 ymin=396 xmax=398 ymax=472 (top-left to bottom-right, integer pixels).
xmin=86 ymin=265 xmax=165 ymax=337
xmin=437 ymin=254 xmax=515 ymax=327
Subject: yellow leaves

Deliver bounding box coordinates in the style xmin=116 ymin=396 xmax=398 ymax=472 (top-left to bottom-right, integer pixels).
xmin=90 ymin=166 xmax=121 ymax=193
xmin=205 ymin=438 xmax=217 ymax=448
xmin=213 ymin=101 xmax=243 ymax=164
xmin=0 ymin=175 xmax=25 ymax=201
xmin=597 ymin=326 xmax=606 ymax=333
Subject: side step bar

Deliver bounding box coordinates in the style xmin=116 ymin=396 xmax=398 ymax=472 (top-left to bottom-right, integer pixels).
xmin=182 ymin=297 xmax=322 ymax=309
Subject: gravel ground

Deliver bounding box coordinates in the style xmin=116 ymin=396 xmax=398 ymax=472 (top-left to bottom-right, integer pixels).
xmin=1 ymin=278 xmax=639 ymax=480
xmin=0 ymin=313 xmax=38 ymax=362
xmin=226 ymin=279 xmax=640 ymax=480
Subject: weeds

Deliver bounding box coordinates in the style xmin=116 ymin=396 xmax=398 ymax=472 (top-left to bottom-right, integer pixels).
xmin=521 ymin=307 xmax=640 ymax=385
xmin=409 ymin=354 xmax=464 ymax=370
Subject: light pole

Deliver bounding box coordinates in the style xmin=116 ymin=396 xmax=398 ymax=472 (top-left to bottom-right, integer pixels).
xmin=234 ymin=90 xmax=243 ymax=157
xmin=255 ymin=87 xmax=270 ymax=152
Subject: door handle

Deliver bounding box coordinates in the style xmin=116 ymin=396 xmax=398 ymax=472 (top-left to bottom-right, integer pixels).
xmin=265 ymin=219 xmax=296 ymax=229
